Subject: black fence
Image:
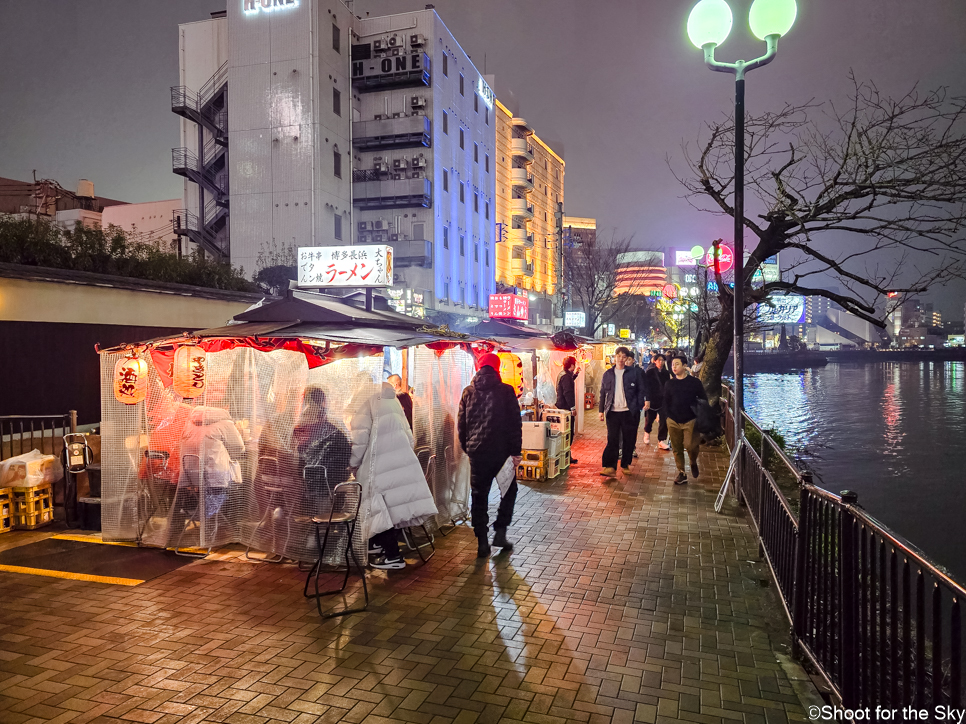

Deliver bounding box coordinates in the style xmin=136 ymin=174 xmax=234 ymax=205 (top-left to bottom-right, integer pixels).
xmin=0 ymin=413 xmax=76 ymax=461
xmin=721 ymin=388 xmax=966 ymax=710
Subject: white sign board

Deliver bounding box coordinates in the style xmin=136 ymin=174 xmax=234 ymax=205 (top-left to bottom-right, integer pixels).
xmin=607 ymin=323 xmax=616 ymax=336
xmin=564 ymin=311 xmax=586 ymax=327
xmin=298 ymin=245 xmax=393 ymax=288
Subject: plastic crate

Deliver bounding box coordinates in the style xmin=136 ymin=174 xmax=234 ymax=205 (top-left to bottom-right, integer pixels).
xmin=560 ymin=449 xmax=571 ymax=470
xmin=562 ymin=430 xmax=572 ymax=451
xmin=517 ymin=460 xmax=547 ymax=481
xmin=542 ymin=408 xmax=572 ymax=435
xmin=548 ymin=433 xmax=563 ymax=459
xmin=547 ymin=455 xmax=561 ymax=479
xmin=12 ymin=483 xmax=52 ymax=516
xmin=0 ymin=488 xmax=11 ymax=534
xmin=521 ymin=449 xmax=548 ymax=464
xmin=13 ymin=508 xmax=54 ymax=530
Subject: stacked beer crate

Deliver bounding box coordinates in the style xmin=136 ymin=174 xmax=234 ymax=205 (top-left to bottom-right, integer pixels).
xmin=12 ymin=483 xmax=53 ymax=530
xmin=542 ymin=409 xmax=572 ymax=473
xmin=0 ymin=488 xmax=12 ymax=534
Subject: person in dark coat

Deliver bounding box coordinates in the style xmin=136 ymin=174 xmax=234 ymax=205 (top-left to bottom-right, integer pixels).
xmin=554 ymin=356 xmax=579 ymax=464
xmin=387 ymin=374 xmax=414 ymax=431
xmin=663 ymin=354 xmax=709 ymax=485
xmin=597 ymin=346 xmax=645 ymax=476
xmin=643 ymin=354 xmax=671 ymax=449
xmin=458 ymin=353 xmax=523 ymax=557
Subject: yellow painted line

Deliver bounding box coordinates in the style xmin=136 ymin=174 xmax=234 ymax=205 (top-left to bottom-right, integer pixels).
xmin=51 ymin=534 xmax=138 ymax=547
xmin=0 ymin=564 xmax=143 ymax=586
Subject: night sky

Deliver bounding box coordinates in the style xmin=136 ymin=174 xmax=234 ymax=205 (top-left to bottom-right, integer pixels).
xmin=2 ymin=1 xmax=965 ymax=316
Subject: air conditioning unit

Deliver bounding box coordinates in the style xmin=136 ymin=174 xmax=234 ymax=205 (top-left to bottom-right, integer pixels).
xmin=391 ymin=48 xmax=400 ymax=57
xmin=410 ymin=95 xmax=426 ymax=109
xmin=393 ymin=158 xmax=409 ymax=169
xmin=358 ymin=221 xmax=369 ymax=232
xmin=374 ymin=160 xmax=389 ymax=172
xmin=388 ymin=34 xmax=400 ymax=47
xmin=358 ymin=231 xmax=371 ymax=243
xmin=410 ymin=34 xmax=425 ymax=47
xmin=391 ymin=111 xmax=403 ymax=119
xmin=389 ymin=233 xmax=399 ymax=242
xmin=391 ymin=172 xmax=404 ymax=180
xmin=374 ymin=113 xmax=385 ymax=120
xmin=411 ymin=155 xmax=427 ymax=168
xmin=373 ymin=39 xmax=384 ymax=51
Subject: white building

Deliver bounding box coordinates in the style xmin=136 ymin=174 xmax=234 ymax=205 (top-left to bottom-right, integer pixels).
xmin=351 ymin=10 xmax=496 ymax=319
xmin=175 ymin=4 xmax=495 ymax=320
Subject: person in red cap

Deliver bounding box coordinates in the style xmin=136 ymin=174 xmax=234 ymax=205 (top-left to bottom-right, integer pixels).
xmin=458 ymin=353 xmax=523 ymax=557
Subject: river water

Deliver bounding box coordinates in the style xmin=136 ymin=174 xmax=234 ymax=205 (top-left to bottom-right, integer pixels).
xmin=743 ymin=361 xmax=966 ymax=581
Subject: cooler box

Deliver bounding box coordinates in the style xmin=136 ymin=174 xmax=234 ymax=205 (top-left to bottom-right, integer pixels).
xmin=522 ymin=422 xmax=550 ymax=451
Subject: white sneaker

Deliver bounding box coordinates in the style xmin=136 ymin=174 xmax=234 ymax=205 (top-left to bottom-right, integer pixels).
xmin=658 ymin=441 xmax=671 ymax=451
xmin=643 ymin=433 xmax=651 ymax=444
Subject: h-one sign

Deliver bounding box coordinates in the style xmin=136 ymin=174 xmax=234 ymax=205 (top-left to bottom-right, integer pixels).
xmin=489 ymin=294 xmax=529 ymax=321
xmin=297 ymin=245 xmax=392 ymax=288
xmin=243 ymin=0 xmax=297 ymax=15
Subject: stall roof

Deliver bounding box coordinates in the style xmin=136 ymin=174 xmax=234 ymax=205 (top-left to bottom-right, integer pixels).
xmin=233 ymin=290 xmax=424 ymax=328
xmin=471 ymin=318 xmax=539 ymax=339
xmin=194 ymin=322 xmax=470 ymax=348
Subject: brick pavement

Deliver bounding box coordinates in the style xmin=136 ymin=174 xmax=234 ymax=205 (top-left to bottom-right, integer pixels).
xmin=0 ymin=414 xmax=810 ymax=724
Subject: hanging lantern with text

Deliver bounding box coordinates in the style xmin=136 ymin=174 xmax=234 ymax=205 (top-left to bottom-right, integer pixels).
xmin=173 ymin=345 xmax=207 ymax=399
xmin=497 ymin=352 xmax=525 ymax=398
xmin=113 ymin=355 xmax=148 ymax=405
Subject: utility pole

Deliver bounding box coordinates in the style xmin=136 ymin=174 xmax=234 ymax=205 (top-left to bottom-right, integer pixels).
xmin=554 ymin=202 xmax=564 ymax=330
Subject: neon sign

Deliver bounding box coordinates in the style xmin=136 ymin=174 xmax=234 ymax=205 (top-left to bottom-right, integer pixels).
xmin=477 ymin=77 xmax=494 ymax=109
xmin=243 ymin=0 xmax=298 ymax=15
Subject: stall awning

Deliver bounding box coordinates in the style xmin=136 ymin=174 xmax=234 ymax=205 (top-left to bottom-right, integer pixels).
xmin=234 ymin=290 xmax=424 ymax=329
xmin=196 ymin=322 xmax=474 ymax=349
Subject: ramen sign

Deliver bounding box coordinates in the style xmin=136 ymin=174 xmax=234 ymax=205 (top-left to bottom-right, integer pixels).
xmin=298 ymin=245 xmax=392 ymax=288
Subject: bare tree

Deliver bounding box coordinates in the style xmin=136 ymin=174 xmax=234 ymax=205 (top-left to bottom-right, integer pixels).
xmin=674 ymin=76 xmax=966 ymax=399
xmin=563 ymin=233 xmax=657 ymax=337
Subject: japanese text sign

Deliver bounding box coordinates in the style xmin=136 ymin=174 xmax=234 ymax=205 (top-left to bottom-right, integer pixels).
xmin=489 ymin=294 xmax=529 ymax=321
xmin=297 ymin=245 xmax=393 ymax=288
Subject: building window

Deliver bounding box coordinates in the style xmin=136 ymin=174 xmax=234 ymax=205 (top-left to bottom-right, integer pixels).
xmin=333 ymin=87 xmax=341 ymax=116
xmin=459 ymin=128 xmax=464 ymax=149
xmin=460 ymin=286 xmax=465 ymax=306
xmin=413 ymin=222 xmax=424 ymax=239
xmin=473 ymin=193 xmax=478 ymax=213
xmin=459 ymin=183 xmax=465 ymax=203
xmin=485 ymin=154 xmax=489 ymax=173
xmin=442 ymin=111 xmax=448 ymax=134
xmin=332 ymin=24 xmax=340 ymax=53
xmin=444 ymin=282 xmax=450 ymax=301
xmin=474 ymin=143 xmax=478 ymax=163
xmin=443 ymin=170 xmax=448 ymax=191
xmin=474 ymin=94 xmax=478 ymax=113
xmin=459 ymin=74 xmax=464 ymax=96
xmin=333 ymin=145 xmax=342 ymax=178
xmin=485 ymin=108 xmax=489 ymax=125
xmin=443 ymin=225 xmax=449 ymax=249
xmin=459 ymin=235 xmax=465 ymax=256
xmin=334 ymin=213 xmax=342 ymax=240
xmin=474 ymin=243 xmax=479 ymax=262
xmin=485 ymin=245 xmax=490 ymax=267
xmin=485 ymin=201 xmax=489 ymax=220
xmin=443 ymin=54 xmax=448 ymax=76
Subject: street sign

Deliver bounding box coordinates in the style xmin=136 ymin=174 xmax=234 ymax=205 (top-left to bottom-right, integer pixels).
xmin=297 ymin=245 xmax=392 ymax=288
xmin=607 ymin=324 xmax=616 ymax=336
xmin=619 ymin=328 xmax=630 ymax=339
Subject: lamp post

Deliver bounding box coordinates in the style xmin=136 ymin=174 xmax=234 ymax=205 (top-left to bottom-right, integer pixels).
xmin=686 ymin=0 xmax=797 ymax=457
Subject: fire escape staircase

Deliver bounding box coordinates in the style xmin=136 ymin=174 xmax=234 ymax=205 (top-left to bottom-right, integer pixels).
xmin=170 ymin=62 xmax=230 ymax=259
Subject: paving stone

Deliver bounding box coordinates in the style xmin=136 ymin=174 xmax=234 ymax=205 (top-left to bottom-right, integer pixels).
xmin=0 ymin=415 xmax=808 ymax=723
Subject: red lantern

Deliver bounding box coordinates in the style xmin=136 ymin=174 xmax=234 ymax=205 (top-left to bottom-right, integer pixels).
xmin=173 ymin=345 xmax=207 ymax=399
xmin=497 ymin=352 xmax=525 ymax=398
xmin=114 ymin=355 xmax=148 ymax=405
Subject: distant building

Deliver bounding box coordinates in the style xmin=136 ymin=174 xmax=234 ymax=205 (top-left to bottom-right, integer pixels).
xmin=563 ymin=216 xmax=596 ymax=247
xmin=0 ymin=176 xmax=125 ymax=229
xmin=494 ymin=100 xmax=564 ymax=327
xmin=103 ymin=200 xmax=184 ymax=253
xmin=615 ymin=251 xmax=666 ymax=296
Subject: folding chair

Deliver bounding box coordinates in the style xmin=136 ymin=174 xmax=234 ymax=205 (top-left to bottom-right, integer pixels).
xmin=172 ymin=454 xmax=208 ymax=558
xmin=401 ymin=453 xmax=436 ymax=561
xmin=138 ymin=450 xmax=172 ymax=542
xmin=303 ymin=481 xmax=368 ymax=618
xmin=246 ymin=456 xmax=289 ymax=563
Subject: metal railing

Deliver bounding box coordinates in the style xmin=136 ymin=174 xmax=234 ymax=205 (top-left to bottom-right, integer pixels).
xmin=1 ymin=413 xmax=76 ymax=461
xmin=721 ymin=386 xmax=966 ymax=709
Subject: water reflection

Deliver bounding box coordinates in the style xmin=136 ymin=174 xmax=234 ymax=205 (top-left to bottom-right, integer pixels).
xmin=744 ymin=362 xmax=966 ymax=581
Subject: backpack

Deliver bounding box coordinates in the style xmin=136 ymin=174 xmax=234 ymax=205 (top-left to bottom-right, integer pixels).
xmin=692 ymin=399 xmax=724 ymax=438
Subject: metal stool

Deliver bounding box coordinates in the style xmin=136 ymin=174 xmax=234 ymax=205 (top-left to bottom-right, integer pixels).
xmin=172 ymin=454 xmax=209 ymax=558
xmin=246 ymin=456 xmax=289 ymax=563
xmin=303 ymin=481 xmax=368 ymax=618
xmin=401 ymin=453 xmax=436 ymax=561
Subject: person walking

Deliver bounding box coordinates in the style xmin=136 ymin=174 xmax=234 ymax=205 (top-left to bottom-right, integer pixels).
xmin=597 ymin=346 xmax=644 ymax=476
xmin=626 ymin=351 xmax=648 ymax=459
xmin=643 ymin=354 xmax=671 ymax=449
xmin=554 ymin=356 xmax=579 ymax=464
xmin=458 ymin=353 xmax=523 ymax=558
xmin=349 ymin=382 xmax=438 ymax=570
xmin=663 ymin=354 xmax=708 ymax=485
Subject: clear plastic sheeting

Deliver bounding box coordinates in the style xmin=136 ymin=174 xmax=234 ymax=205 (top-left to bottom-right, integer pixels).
xmin=99 ymin=343 xmax=475 ymax=563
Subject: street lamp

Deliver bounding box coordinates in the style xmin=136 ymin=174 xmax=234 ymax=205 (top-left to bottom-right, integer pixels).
xmin=686 ymin=0 xmax=796 ymax=479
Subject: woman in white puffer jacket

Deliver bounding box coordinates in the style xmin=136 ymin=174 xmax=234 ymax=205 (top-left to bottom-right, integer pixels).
xmin=349 ymin=381 xmax=437 ymax=570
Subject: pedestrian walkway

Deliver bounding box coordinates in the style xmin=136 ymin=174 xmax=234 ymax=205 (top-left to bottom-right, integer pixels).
xmin=0 ymin=415 xmax=813 ymax=724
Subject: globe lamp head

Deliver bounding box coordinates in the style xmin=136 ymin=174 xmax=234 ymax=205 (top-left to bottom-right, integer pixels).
xmin=687 ymin=0 xmax=733 ymax=49
xmin=749 ymin=0 xmax=797 ymax=40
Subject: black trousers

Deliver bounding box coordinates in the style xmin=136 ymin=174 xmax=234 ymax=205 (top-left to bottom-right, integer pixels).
xmin=370 ymin=528 xmax=401 ymax=559
xmin=469 ymin=455 xmax=518 ymax=540
xmin=602 ymin=410 xmax=638 ymax=469
xmin=644 ymin=408 xmax=668 ymax=441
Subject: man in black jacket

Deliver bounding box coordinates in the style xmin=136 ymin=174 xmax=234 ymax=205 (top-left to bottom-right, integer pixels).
xmin=663 ymin=354 xmax=708 ymax=485
xmin=458 ymin=353 xmax=523 ymax=557
xmin=554 ymin=356 xmax=579 ymax=464
xmin=597 ymin=346 xmax=645 ymax=476
xmin=642 ymin=354 xmax=671 ymax=448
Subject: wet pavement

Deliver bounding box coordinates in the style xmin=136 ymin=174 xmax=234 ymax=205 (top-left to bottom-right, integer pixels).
xmin=0 ymin=414 xmax=812 ymax=724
